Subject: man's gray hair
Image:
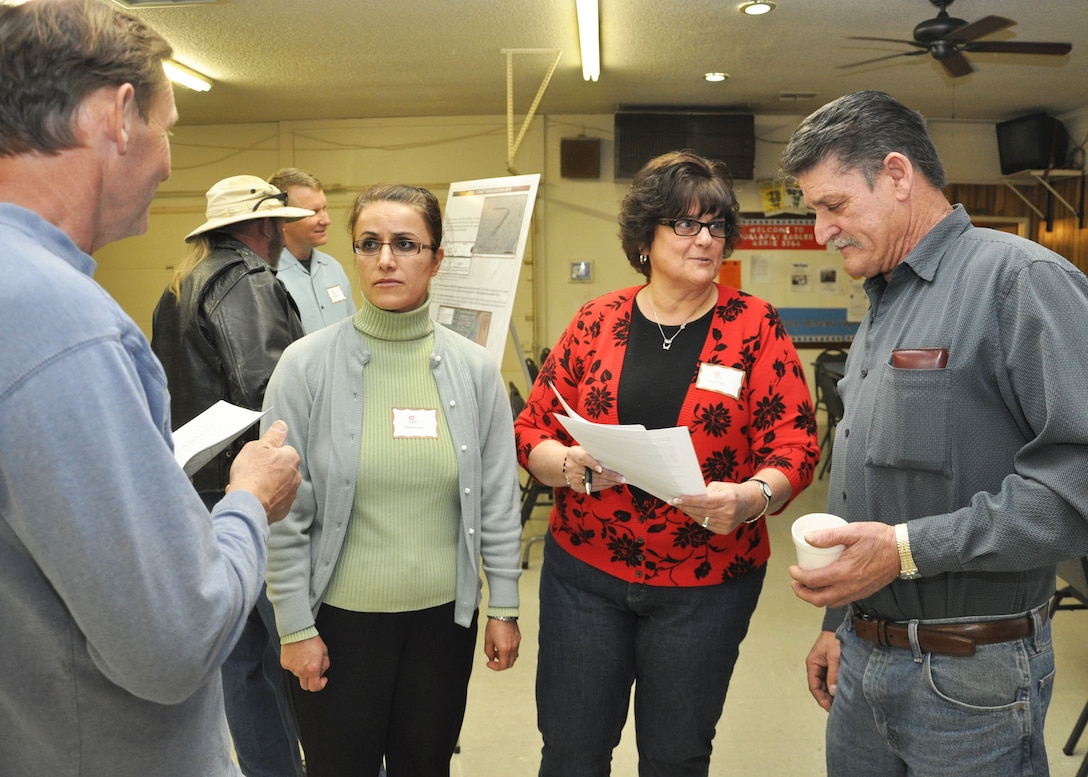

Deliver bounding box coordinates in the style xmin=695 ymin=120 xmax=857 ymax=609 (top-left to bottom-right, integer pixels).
xmin=780 ymin=90 xmax=947 ymax=189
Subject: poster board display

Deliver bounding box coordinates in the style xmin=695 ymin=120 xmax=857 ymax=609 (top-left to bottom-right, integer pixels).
xmin=430 ymin=174 xmax=540 ymax=365
xmin=735 ymin=218 xmax=864 ymax=346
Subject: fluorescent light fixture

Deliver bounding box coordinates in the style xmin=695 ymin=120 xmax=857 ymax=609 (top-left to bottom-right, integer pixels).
xmin=739 ymin=1 xmax=776 ymax=15
xmin=704 ymin=72 xmax=729 ymax=82
xmin=576 ymin=0 xmax=600 ymax=82
xmin=163 ymin=59 xmax=212 ymax=92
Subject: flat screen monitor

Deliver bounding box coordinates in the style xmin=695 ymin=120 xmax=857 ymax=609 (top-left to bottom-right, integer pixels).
xmin=995 ymin=112 xmax=1068 ymax=175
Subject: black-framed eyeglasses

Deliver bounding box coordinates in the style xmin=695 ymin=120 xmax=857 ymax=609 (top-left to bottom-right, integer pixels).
xmin=659 ymin=217 xmax=730 ymax=239
xmin=352 ymin=237 xmax=437 ymax=257
xmin=251 ymin=191 xmax=289 ymax=211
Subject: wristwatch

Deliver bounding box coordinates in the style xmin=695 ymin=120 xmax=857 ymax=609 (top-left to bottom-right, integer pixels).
xmin=745 ymin=478 xmax=772 ymax=524
xmin=895 ymin=523 xmax=921 ymax=580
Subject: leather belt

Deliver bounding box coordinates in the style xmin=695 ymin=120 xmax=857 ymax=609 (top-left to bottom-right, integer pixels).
xmin=852 ymin=606 xmax=1047 ymax=657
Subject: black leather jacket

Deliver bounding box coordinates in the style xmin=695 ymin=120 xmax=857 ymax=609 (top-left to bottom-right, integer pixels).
xmin=151 ymin=236 xmax=304 ymax=500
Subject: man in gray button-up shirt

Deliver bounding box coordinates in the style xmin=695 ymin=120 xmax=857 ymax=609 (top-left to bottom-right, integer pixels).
xmin=781 ymin=90 xmax=1088 ymax=777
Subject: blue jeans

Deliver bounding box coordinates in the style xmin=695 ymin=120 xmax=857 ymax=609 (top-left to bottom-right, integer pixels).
xmin=536 ymin=534 xmax=766 ymax=777
xmin=827 ymin=608 xmax=1055 ymax=777
xmin=221 ymin=585 xmax=304 ymax=777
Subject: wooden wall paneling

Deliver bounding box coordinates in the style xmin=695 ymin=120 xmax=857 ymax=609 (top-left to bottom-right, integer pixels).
xmin=946 ymin=179 xmax=1087 ymax=275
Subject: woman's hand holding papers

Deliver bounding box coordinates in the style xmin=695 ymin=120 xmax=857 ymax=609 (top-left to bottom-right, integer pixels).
xmin=525 ymin=440 xmax=625 ymax=495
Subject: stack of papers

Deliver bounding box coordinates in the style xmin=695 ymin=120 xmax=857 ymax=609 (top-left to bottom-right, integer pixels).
xmin=171 ymin=400 xmax=268 ymax=477
xmin=550 ymin=386 xmax=707 ymax=503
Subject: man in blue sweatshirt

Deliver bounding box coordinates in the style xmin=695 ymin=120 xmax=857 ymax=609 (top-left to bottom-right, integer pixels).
xmin=0 ymin=2 xmax=301 ymax=775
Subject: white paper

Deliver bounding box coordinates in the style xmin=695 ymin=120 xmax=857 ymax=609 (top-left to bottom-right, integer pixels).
xmin=172 ymin=400 xmax=267 ymax=477
xmin=550 ymin=386 xmax=707 ymax=503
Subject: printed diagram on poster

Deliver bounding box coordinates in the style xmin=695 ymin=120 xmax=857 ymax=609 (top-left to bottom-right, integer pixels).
xmin=749 ymin=254 xmax=772 ymax=285
xmin=819 ymin=267 xmax=839 ymax=294
xmin=430 ymin=174 xmax=540 ymax=365
xmin=847 ymin=278 xmax=869 ymax=322
xmin=790 ymin=262 xmax=812 ymax=293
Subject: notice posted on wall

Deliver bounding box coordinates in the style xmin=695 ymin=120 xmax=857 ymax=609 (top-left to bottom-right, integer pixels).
xmin=430 ymin=173 xmax=540 ymax=366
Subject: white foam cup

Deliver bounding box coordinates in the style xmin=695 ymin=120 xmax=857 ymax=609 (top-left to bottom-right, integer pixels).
xmin=791 ymin=513 xmax=847 ymax=570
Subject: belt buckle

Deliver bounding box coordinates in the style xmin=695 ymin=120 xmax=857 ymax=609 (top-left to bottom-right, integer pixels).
xmin=852 ymin=606 xmax=875 ymax=622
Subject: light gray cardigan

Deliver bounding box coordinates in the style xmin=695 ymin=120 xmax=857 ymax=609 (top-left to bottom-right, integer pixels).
xmin=262 ymin=315 xmax=522 ymax=634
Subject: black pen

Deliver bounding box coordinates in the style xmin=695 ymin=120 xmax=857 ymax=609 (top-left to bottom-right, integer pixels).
xmin=584 ymin=466 xmax=593 ymax=494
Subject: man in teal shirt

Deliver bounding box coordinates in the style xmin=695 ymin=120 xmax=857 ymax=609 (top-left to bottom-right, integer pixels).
xmin=269 ymin=167 xmax=357 ymax=333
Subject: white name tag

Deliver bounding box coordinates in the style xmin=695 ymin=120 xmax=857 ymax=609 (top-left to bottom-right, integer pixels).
xmin=326 ymin=284 xmax=347 ymax=304
xmin=696 ymin=362 xmax=744 ymax=399
xmin=392 ymin=408 xmax=439 ymax=438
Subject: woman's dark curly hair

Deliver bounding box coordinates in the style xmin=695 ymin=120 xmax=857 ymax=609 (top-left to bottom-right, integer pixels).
xmin=618 ymin=149 xmax=741 ymax=279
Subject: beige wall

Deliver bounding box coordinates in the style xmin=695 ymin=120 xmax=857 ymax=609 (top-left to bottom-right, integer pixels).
xmin=95 ymin=115 xmax=548 ymax=388
xmin=93 ymin=110 xmax=1016 ymax=394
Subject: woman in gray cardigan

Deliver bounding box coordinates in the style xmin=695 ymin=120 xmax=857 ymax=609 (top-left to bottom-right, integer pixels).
xmin=262 ymin=183 xmax=522 ymax=777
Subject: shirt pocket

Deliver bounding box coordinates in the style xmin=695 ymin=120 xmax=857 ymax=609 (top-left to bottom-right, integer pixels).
xmin=864 ymin=363 xmax=952 ymax=476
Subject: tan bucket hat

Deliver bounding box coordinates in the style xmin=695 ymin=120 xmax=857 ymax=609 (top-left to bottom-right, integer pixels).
xmin=185 ymin=175 xmax=315 ymax=241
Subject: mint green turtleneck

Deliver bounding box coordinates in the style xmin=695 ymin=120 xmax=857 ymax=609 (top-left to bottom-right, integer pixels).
xmin=322 ymin=297 xmax=460 ymax=614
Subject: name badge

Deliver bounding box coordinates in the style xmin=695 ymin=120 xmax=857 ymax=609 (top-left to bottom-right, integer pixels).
xmin=392 ymin=408 xmax=439 ymax=438
xmin=696 ymin=362 xmax=744 ymax=399
xmin=326 ymin=284 xmax=347 ymax=304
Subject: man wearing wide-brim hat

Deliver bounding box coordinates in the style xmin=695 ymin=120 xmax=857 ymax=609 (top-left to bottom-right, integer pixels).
xmin=151 ymin=174 xmax=313 ymax=777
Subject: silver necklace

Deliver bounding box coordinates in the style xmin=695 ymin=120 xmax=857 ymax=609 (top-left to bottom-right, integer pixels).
xmin=647 ymin=290 xmax=707 ymax=351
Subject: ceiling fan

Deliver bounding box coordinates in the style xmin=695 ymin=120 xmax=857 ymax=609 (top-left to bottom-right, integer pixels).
xmin=840 ymin=0 xmax=1072 ymax=78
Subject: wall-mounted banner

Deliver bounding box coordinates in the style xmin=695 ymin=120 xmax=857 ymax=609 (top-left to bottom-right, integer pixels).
xmin=738 ymin=219 xmax=821 ymax=251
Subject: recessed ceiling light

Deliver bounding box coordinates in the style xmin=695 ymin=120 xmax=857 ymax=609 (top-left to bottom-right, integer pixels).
xmin=739 ymin=1 xmax=776 ymax=16
xmin=705 ymin=72 xmax=729 ymax=83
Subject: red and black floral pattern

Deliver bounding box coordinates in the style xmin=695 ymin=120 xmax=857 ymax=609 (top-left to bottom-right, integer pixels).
xmin=515 ymin=284 xmax=819 ymax=586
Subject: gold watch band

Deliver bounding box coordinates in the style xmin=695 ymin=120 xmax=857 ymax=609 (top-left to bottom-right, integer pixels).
xmin=895 ymin=523 xmax=921 ymax=580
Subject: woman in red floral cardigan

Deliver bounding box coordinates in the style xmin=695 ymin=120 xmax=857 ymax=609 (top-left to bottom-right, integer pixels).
xmin=514 ymin=150 xmax=820 ymax=777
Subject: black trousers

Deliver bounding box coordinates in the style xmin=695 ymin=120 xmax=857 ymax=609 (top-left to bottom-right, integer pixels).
xmin=285 ymin=602 xmax=478 ymax=777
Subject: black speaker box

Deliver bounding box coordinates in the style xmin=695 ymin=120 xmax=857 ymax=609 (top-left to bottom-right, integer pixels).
xmin=614 ymin=112 xmax=755 ymax=180
xmin=561 ymin=137 xmax=601 ymax=179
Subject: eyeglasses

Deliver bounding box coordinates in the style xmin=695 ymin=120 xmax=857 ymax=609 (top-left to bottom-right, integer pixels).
xmin=251 ymin=191 xmax=289 ymax=211
xmin=352 ymin=237 xmax=437 ymax=257
xmin=659 ymin=217 xmax=730 ymax=239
